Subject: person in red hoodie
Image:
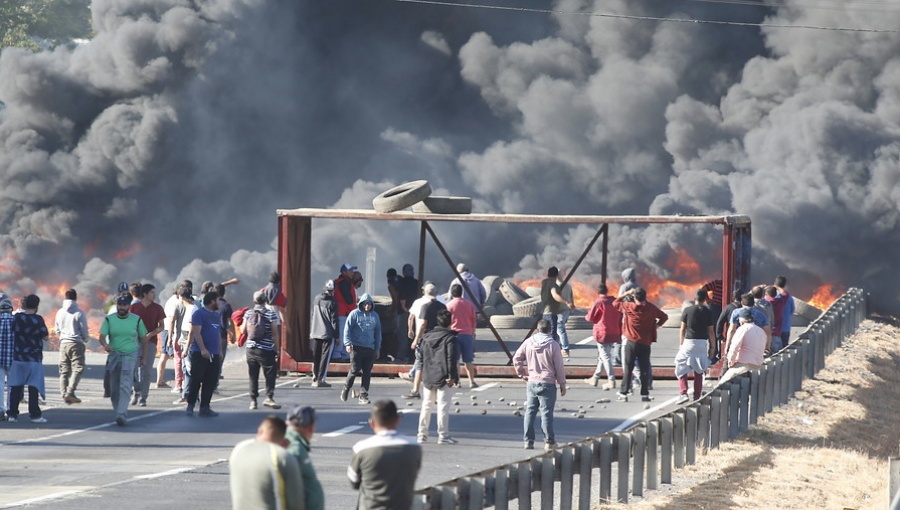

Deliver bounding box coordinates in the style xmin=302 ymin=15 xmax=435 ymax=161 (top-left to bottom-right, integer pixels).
xmin=614 ymin=287 xmax=668 ymax=402
xmin=584 ymin=283 xmax=622 ymax=390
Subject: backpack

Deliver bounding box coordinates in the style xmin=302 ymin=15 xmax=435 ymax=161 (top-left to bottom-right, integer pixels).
xmin=245 ymin=309 xmax=271 ymax=344
xmin=232 ymin=307 xmax=250 ymax=347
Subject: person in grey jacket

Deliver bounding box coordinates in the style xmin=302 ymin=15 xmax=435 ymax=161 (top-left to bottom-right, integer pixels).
xmin=56 ymin=289 xmax=89 ymax=404
xmin=310 ymin=280 xmax=339 ymax=388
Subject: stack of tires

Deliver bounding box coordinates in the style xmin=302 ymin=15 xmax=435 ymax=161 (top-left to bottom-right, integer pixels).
xmin=372 ymin=180 xmax=473 ymax=214
xmin=490 ymin=280 xmax=539 ymax=330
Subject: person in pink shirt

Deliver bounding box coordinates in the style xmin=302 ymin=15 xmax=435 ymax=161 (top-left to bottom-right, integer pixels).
xmin=721 ymin=309 xmax=767 ymax=383
xmin=446 ymin=284 xmax=478 ymax=388
xmin=513 ymin=320 xmax=567 ymax=451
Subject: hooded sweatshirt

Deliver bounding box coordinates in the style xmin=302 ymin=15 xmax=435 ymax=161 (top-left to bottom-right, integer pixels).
xmin=620 ymin=268 xmax=639 ymax=293
xmin=585 ymin=295 xmax=622 ymax=343
xmin=513 ymin=332 xmax=567 ymax=388
xmin=55 ymin=299 xmax=89 ymax=344
xmin=343 ymin=293 xmax=382 ymax=351
xmin=449 ymin=271 xmax=486 ymax=308
xmin=421 ymin=326 xmax=459 ymax=390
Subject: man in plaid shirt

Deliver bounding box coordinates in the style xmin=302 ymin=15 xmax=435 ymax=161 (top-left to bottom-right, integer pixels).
xmin=0 ymin=294 xmax=15 ymax=422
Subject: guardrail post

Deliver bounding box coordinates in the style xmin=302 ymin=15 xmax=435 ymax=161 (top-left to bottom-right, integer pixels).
xmin=646 ymin=420 xmax=659 ymax=490
xmin=494 ymin=469 xmax=508 ymax=510
xmin=739 ymin=376 xmax=750 ymax=433
xmin=719 ymin=386 xmax=730 ymax=442
xmin=698 ymin=399 xmax=711 ymax=451
xmin=783 ymin=352 xmax=792 ymax=402
xmin=749 ymin=370 xmax=760 ymax=425
xmin=560 ymin=447 xmax=574 ymax=510
xmin=441 ymin=485 xmax=456 ymax=509
xmin=412 ymin=493 xmax=425 ymax=510
xmin=599 ymin=435 xmax=613 ymax=502
xmin=632 ymin=426 xmax=646 ymax=497
xmin=578 ymin=443 xmax=592 ymax=510
xmin=816 ymin=326 xmax=826 ymax=373
xmin=541 ymin=455 xmax=554 ymax=510
xmin=889 ymin=457 xmax=900 ymax=505
xmin=458 ymin=478 xmax=471 ymax=509
xmin=685 ymin=406 xmax=698 ymax=465
xmin=763 ymin=361 xmax=775 ymax=413
xmin=617 ymin=433 xmax=630 ymax=503
xmin=673 ymin=411 xmax=685 ymax=468
xmin=728 ymin=381 xmax=740 ymax=439
xmin=661 ymin=417 xmax=673 ymax=484
xmin=773 ymin=357 xmax=784 ymax=407
xmin=710 ymin=394 xmax=721 ymax=449
xmin=518 ymin=461 xmax=531 ymax=509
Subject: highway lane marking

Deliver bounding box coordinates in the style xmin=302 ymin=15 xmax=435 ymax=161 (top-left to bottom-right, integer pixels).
xmin=3 ymin=490 xmax=83 ymax=508
xmin=610 ymin=395 xmax=681 ymax=432
xmin=471 ymin=382 xmax=497 ymax=392
xmin=576 ymin=335 xmax=594 ymax=345
xmin=0 ymin=379 xmax=298 ymax=447
xmin=133 ymin=466 xmax=199 ymax=480
xmin=323 ymin=409 xmax=417 ymax=437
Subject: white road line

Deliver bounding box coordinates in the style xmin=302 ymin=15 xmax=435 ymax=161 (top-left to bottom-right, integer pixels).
xmin=471 ymin=382 xmax=498 ymax=392
xmin=323 ymin=425 xmax=364 ymax=438
xmin=4 ymin=490 xmax=83 ymax=507
xmin=133 ymin=467 xmax=197 ymax=480
xmin=576 ymin=336 xmax=594 ymax=345
xmin=0 ymin=379 xmax=299 ymax=447
xmin=610 ymin=396 xmax=681 ymax=432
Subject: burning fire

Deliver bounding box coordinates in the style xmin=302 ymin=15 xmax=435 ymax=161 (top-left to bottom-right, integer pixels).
xmin=807 ymin=284 xmax=843 ymax=310
xmin=516 ymin=279 xmax=598 ymax=309
xmin=115 ymin=242 xmax=141 ymax=260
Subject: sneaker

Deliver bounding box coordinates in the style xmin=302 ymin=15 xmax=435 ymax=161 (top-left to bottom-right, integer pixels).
xmin=676 ymin=394 xmax=690 ymax=404
xmin=185 ymin=407 xmax=194 ymax=417
xmin=317 ymin=381 xmax=331 ymax=388
xmin=469 ymin=382 xmax=479 ymax=389
xmin=417 ymin=435 xmax=427 ymax=444
xmin=131 ymin=394 xmax=139 ymax=405
xmin=399 ymin=372 xmax=412 ymax=382
xmin=171 ymin=386 xmax=182 ymax=394
xmin=402 ymin=391 xmax=421 ymax=399
xmin=358 ymin=394 xmax=370 ymax=405
xmin=561 ymin=350 xmax=570 ymax=358
xmin=524 ymin=442 xmax=534 ymax=450
xmin=7 ymin=416 xmax=17 ymax=423
xmin=138 ymin=400 xmax=147 ymax=407
xmin=616 ymin=392 xmax=628 ymax=402
xmin=64 ymin=394 xmax=82 ymax=404
xmin=602 ymin=381 xmax=616 ymax=390
xmin=585 ymin=376 xmax=599 ymax=387
xmin=31 ymin=417 xmax=48 ymax=424
xmin=199 ymin=409 xmax=219 ymax=418
xmin=438 ymin=437 xmax=458 ymax=445
xmin=173 ymin=397 xmax=186 ymax=405
xmin=249 ymin=400 xmax=258 ymax=410
xmin=544 ymin=442 xmax=557 ymax=451
xmin=263 ymin=398 xmax=282 ymax=410
xmin=154 ymin=382 xmax=170 ymax=389
xmin=340 ymin=387 xmax=349 ymax=402
xmin=641 ymin=395 xmax=654 ymax=402
xmin=311 ymin=381 xmax=320 ymax=388
xmin=115 ymin=417 xmax=126 ymax=426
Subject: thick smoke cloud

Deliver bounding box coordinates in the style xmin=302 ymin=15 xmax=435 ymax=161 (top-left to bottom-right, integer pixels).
xmin=0 ymin=0 xmax=897 ymax=322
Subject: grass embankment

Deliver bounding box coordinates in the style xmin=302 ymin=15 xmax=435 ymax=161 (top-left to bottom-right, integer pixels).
xmin=598 ymin=316 xmax=900 ymax=510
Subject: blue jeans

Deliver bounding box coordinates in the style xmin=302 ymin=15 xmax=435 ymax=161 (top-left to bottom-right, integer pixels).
xmin=542 ymin=314 xmax=560 ymax=343
xmin=556 ymin=311 xmax=570 ymax=351
xmin=524 ymin=382 xmax=557 ymax=445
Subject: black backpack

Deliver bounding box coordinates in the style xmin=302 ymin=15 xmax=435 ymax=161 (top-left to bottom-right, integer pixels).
xmin=246 ymin=309 xmax=270 ymax=341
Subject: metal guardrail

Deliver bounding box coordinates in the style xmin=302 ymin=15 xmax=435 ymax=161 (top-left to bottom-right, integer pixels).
xmin=411 ymin=288 xmax=868 ymax=509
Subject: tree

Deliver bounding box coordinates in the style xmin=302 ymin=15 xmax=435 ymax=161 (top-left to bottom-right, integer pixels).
xmin=0 ymin=0 xmax=92 ymax=52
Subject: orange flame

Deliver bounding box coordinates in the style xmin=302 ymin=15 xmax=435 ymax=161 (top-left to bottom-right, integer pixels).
xmin=807 ymin=284 xmax=843 ymax=309
xmin=115 ymin=242 xmax=141 ymax=260
xmin=516 ymin=279 xmax=598 ymax=309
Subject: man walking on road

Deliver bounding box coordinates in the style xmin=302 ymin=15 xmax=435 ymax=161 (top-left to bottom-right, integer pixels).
xmin=286 ymin=406 xmax=324 ymax=510
xmin=514 ymin=320 xmax=567 ymax=451
xmin=675 ymin=289 xmax=715 ymax=403
xmin=446 ymin=284 xmax=478 ymax=388
xmin=585 ymin=283 xmax=622 ymax=389
xmin=556 ymin=269 xmax=575 ymax=358
xmin=130 ymin=283 xmax=166 ymax=407
xmin=614 ymin=287 xmax=668 ymax=402
xmin=417 ymin=310 xmax=460 ymax=445
xmin=348 ymin=400 xmax=422 ymax=510
xmin=56 ymin=288 xmax=89 ymax=404
xmin=99 ymin=294 xmax=150 ymax=426
xmin=341 ymin=293 xmax=382 ymax=405
xmin=7 ymin=295 xmax=50 ymax=423
xmin=242 ymin=291 xmax=282 ymax=410
xmin=310 ymin=280 xmax=339 ymax=387
xmin=230 ymin=416 xmax=305 ymax=510
xmin=0 ymin=295 xmax=14 ymax=421
xmin=402 ymin=282 xmax=446 ymax=399
xmin=539 ymin=267 xmax=575 ymax=356
xmin=186 ymin=291 xmax=222 ymax=417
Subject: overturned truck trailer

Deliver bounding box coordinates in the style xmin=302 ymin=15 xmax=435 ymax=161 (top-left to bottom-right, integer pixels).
xmin=273 ymin=209 xmax=752 ymax=372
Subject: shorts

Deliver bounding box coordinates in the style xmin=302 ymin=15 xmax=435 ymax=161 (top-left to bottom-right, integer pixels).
xmin=456 ymin=334 xmax=475 ymax=363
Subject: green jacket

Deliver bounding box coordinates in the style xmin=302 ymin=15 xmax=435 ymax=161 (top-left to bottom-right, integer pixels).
xmin=286 ymin=428 xmax=324 ymax=510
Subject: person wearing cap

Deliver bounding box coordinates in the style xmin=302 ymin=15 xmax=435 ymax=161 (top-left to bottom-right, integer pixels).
xmin=229 ymin=416 xmax=305 ymax=510
xmin=726 ymin=293 xmax=772 ymax=355
xmin=448 ymin=262 xmax=486 ymax=309
xmin=99 ymin=294 xmax=151 ymax=426
xmin=286 ymin=406 xmax=324 ymax=510
xmin=261 ymin=272 xmax=286 ymax=325
xmin=7 ymin=295 xmax=50 ymax=423
xmin=0 ymin=294 xmax=14 ymax=421
xmin=334 ymin=263 xmax=358 ymax=362
xmin=310 ymin=280 xmax=339 ymax=387
xmin=720 ymin=309 xmax=768 ymax=383
xmin=56 ymin=288 xmax=89 ymax=405
xmin=242 ymin=291 xmax=282 ymax=410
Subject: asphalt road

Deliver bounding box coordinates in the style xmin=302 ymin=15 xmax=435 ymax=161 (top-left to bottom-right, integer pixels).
xmin=0 ymin=346 xmax=689 ymax=510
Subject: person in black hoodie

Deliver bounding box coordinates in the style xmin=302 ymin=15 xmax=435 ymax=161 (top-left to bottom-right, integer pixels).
xmin=416 ymin=310 xmax=459 ymax=445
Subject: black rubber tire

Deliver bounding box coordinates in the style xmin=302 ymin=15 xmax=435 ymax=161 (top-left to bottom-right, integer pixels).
xmin=410 ymin=196 xmax=473 ymax=214
xmin=564 ymin=314 xmax=592 ymax=330
xmin=372 ymin=180 xmax=432 ymax=213
xmin=490 ymin=315 xmax=537 ymax=329
xmin=499 ymin=281 xmax=529 ymax=306
xmin=481 ymin=276 xmax=502 ymax=307
xmin=493 ymin=302 xmax=514 ymax=316
xmin=512 ymin=296 xmax=543 ymax=317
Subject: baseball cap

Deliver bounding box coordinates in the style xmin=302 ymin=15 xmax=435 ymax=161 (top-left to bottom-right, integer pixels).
xmin=116 ymin=294 xmax=131 ymax=305
xmin=286 ymin=406 xmax=315 ymax=427
xmin=456 ymin=263 xmax=467 ymax=273
xmin=117 ymin=282 xmax=128 ymax=293
xmin=739 ymin=309 xmax=755 ymax=322
xmin=422 ymin=282 xmax=436 ymax=295
xmin=325 ymin=280 xmax=335 ymax=291
xmin=340 ymin=263 xmax=357 ymax=273
xmin=253 ymin=290 xmax=267 ymax=304
xmin=0 ymin=293 xmax=12 ymax=312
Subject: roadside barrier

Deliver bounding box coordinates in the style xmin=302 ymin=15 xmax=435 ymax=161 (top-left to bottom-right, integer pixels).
xmin=412 ymin=288 xmax=868 ymax=509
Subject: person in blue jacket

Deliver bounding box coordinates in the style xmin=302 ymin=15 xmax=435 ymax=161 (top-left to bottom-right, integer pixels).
xmin=340 ymin=293 xmax=381 ymax=405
